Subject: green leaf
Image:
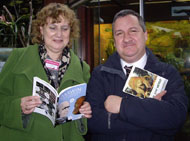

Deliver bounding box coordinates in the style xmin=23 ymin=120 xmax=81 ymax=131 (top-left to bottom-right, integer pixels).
xmin=15 ymin=14 xmax=30 ymax=23
xmin=9 ymin=0 xmax=23 ymax=6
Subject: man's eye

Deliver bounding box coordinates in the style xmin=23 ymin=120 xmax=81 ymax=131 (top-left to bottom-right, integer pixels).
xmin=130 ymin=28 xmax=140 ymax=33
xmin=130 ymin=29 xmax=138 ymax=33
xmin=115 ymin=32 xmax=122 ymax=36
xmin=132 ymin=30 xmax=137 ymax=32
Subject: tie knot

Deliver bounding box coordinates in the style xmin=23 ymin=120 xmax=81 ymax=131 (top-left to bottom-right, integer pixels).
xmin=124 ymin=66 xmax=132 ymax=76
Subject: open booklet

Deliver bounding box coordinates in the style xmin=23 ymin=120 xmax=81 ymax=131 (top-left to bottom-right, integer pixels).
xmin=32 ymin=77 xmax=87 ymax=126
xmin=123 ymin=66 xmax=168 ymax=99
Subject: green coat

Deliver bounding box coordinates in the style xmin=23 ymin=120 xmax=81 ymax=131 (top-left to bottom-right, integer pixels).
xmin=0 ymin=45 xmax=90 ymax=141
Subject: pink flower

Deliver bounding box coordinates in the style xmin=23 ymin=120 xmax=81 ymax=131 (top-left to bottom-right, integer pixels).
xmin=0 ymin=15 xmax=6 ymax=22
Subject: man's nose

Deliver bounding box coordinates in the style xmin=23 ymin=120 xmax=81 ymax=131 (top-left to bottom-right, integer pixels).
xmin=123 ymin=32 xmax=132 ymax=42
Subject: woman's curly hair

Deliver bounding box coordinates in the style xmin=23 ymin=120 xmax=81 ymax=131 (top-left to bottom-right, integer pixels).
xmin=31 ymin=3 xmax=80 ymax=48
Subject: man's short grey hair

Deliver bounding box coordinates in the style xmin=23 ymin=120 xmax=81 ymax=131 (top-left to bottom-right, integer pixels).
xmin=112 ymin=9 xmax=146 ymax=32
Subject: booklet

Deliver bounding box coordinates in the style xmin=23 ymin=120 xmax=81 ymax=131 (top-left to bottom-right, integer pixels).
xmin=123 ymin=66 xmax=168 ymax=99
xmin=32 ymin=77 xmax=87 ymax=126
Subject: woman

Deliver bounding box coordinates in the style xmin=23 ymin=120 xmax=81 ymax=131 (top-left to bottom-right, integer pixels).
xmin=0 ymin=3 xmax=91 ymax=141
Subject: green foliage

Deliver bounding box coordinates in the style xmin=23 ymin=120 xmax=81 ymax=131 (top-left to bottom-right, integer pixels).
xmin=9 ymin=0 xmax=23 ymax=6
xmin=105 ymin=39 xmax=115 ymax=58
xmin=159 ymin=50 xmax=190 ymax=134
xmin=0 ymin=0 xmax=43 ymax=48
xmin=104 ymin=27 xmax=116 ymax=59
xmin=163 ymin=53 xmax=184 ymax=70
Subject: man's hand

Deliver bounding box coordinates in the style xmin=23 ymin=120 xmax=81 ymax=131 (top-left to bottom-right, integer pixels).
xmin=104 ymin=95 xmax=122 ymax=114
xmin=154 ymin=90 xmax=167 ymax=101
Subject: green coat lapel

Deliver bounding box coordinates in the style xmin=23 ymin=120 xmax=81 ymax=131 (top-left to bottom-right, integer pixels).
xmin=13 ymin=45 xmax=48 ymax=83
xmin=58 ymin=50 xmax=85 ymax=91
xmin=13 ymin=45 xmax=85 ymax=92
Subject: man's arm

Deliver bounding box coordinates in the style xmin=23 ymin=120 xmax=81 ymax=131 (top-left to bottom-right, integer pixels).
xmin=104 ymin=91 xmax=167 ymax=114
xmin=118 ymin=66 xmax=188 ymax=135
xmin=86 ymin=67 xmax=144 ymax=134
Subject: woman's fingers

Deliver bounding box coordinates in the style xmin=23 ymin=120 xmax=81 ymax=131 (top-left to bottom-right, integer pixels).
xmin=21 ymin=96 xmax=42 ymax=114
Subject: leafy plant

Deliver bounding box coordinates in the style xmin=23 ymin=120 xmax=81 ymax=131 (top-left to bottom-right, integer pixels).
xmin=0 ymin=0 xmax=43 ymax=48
xmin=163 ymin=53 xmax=184 ymax=70
xmin=105 ymin=39 xmax=115 ymax=58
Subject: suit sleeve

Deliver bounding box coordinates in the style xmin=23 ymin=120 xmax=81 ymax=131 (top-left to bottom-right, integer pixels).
xmin=86 ymin=67 xmax=144 ymax=134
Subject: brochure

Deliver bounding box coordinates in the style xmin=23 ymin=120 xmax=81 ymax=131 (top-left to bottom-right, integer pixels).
xmin=123 ymin=66 xmax=168 ymax=99
xmin=32 ymin=77 xmax=87 ymax=126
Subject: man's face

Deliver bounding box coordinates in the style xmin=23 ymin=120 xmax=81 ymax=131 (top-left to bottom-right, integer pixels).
xmin=113 ymin=15 xmax=147 ymax=63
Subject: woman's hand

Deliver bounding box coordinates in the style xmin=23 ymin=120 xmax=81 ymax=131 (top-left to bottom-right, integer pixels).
xmin=79 ymin=101 xmax=92 ymax=118
xmin=21 ymin=96 xmax=42 ymax=114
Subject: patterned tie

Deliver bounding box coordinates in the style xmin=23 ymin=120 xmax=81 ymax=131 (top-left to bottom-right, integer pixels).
xmin=124 ymin=66 xmax=132 ymax=77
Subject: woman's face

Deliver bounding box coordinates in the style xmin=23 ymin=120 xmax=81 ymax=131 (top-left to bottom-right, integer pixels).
xmin=40 ymin=15 xmax=70 ymax=56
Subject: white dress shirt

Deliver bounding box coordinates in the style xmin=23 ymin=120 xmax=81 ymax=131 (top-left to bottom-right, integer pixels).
xmin=120 ymin=53 xmax=147 ymax=75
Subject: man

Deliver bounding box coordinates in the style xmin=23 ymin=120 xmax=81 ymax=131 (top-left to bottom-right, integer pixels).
xmin=86 ymin=9 xmax=188 ymax=141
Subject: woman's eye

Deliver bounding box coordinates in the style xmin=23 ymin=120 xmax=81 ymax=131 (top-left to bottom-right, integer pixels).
xmin=49 ymin=26 xmax=56 ymax=30
xmin=61 ymin=27 xmax=70 ymax=31
xmin=62 ymin=27 xmax=68 ymax=31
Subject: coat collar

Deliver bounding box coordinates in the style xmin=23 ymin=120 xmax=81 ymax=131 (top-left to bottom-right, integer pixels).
xmin=104 ymin=47 xmax=159 ymax=69
xmin=100 ymin=47 xmax=160 ymax=79
xmin=101 ymin=52 xmax=126 ymax=79
xmin=59 ymin=50 xmax=85 ymax=86
xmin=144 ymin=47 xmax=160 ymax=72
xmin=13 ymin=45 xmax=48 ymax=83
xmin=13 ymin=45 xmax=85 ymax=90
xmin=103 ymin=51 xmax=123 ymax=71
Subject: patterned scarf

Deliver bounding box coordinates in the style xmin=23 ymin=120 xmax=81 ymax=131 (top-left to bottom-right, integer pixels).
xmin=39 ymin=45 xmax=71 ymax=88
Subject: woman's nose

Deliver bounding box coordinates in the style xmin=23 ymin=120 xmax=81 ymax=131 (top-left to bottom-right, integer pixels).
xmin=55 ymin=29 xmax=62 ymax=37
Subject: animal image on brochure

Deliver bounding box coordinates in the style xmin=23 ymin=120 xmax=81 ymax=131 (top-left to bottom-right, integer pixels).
xmin=123 ymin=66 xmax=168 ymax=99
xmin=32 ymin=77 xmax=87 ymax=126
